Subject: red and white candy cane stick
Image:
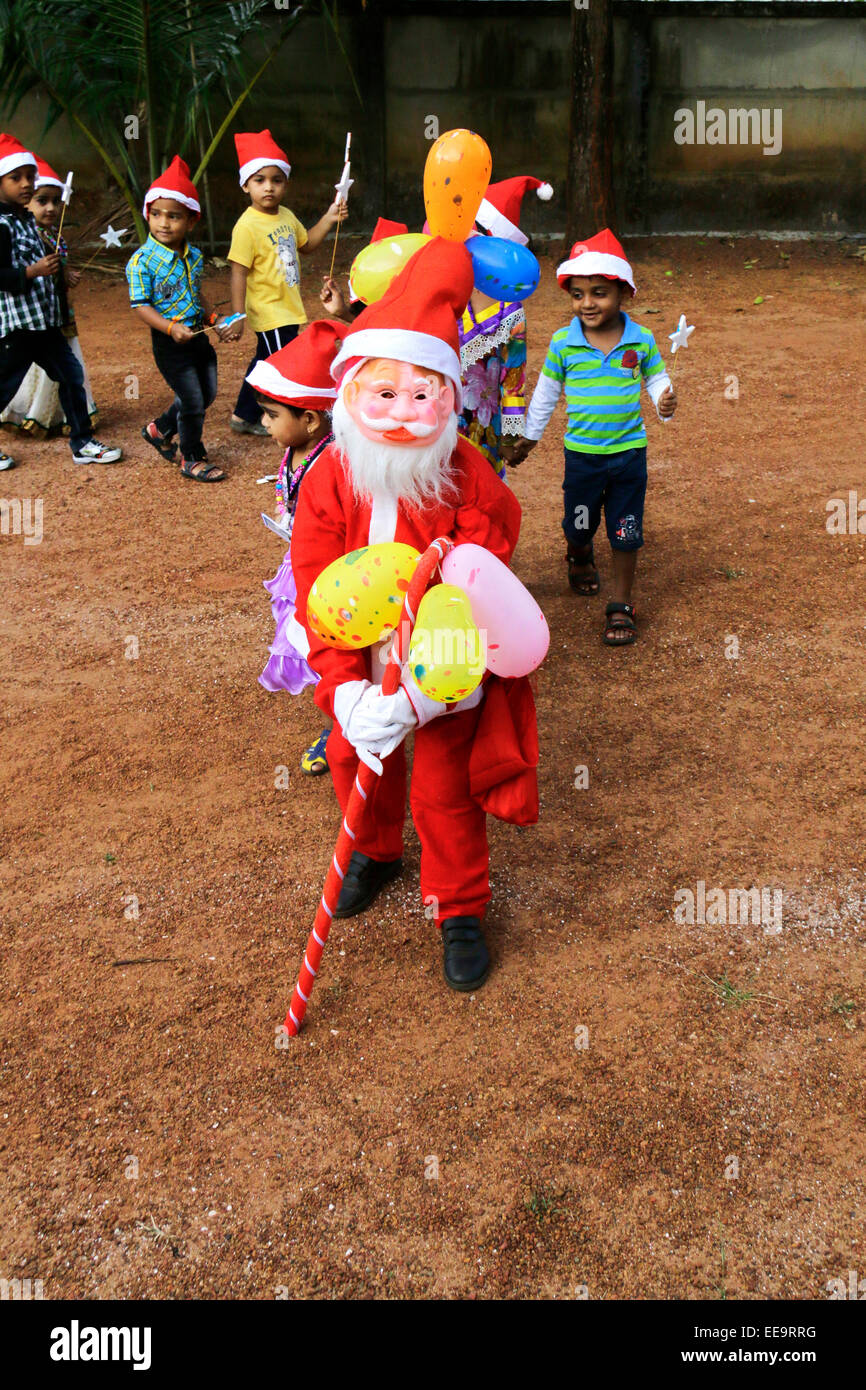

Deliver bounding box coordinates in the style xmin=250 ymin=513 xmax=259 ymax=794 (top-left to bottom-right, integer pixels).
xmin=284 ymin=537 xmax=454 ymax=1037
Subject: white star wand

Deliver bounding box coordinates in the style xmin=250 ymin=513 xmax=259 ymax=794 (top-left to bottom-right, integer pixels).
xmin=328 ymin=131 xmax=352 ymax=281
xmin=55 ymin=171 xmax=73 ymax=243
xmin=79 ymin=223 xmax=130 ymax=272
xmin=668 ymin=313 xmax=695 ymax=376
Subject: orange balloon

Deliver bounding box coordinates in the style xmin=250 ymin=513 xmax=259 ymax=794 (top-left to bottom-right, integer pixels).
xmin=423 ymin=129 xmax=492 ymax=242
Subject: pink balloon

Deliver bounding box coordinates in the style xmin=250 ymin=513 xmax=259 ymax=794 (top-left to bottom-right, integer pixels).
xmin=441 ymin=543 xmax=549 ymax=677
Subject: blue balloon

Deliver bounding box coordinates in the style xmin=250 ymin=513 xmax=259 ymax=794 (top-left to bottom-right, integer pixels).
xmin=466 ymin=235 xmax=540 ymax=303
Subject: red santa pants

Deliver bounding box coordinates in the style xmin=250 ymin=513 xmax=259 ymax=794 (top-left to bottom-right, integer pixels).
xmin=326 ymin=702 xmax=489 ymax=924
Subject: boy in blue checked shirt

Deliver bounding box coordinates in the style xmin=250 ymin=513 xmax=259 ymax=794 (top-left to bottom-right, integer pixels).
xmin=511 ymin=229 xmax=676 ymax=646
xmin=127 ymin=156 xmax=232 ymax=482
xmin=0 ymin=132 xmax=121 ymax=471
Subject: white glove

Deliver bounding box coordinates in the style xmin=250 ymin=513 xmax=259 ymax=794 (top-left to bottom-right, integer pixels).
xmin=400 ymin=668 xmax=485 ymax=727
xmin=333 ymin=679 xmax=417 ymax=775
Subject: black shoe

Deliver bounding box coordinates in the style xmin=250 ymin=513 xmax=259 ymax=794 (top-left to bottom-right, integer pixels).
xmin=333 ymin=852 xmax=402 ymax=919
xmin=441 ymin=916 xmax=490 ymax=992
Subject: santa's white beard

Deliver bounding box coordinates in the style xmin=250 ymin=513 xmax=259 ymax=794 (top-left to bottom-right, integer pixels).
xmin=332 ymin=395 xmax=459 ymax=511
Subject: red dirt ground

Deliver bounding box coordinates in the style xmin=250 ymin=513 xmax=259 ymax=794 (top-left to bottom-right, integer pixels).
xmin=1 ymin=237 xmax=864 ymax=1300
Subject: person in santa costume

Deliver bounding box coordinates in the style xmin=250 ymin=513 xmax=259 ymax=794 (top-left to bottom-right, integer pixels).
xmin=458 ymin=175 xmax=552 ymax=480
xmin=511 ymin=228 xmax=676 ymax=645
xmin=246 ymin=319 xmax=348 ymax=775
xmin=1 ymin=157 xmax=98 ymax=439
xmin=290 ymin=237 xmax=539 ymax=992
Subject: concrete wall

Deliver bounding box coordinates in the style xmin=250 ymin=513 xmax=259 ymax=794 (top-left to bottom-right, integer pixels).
xmin=643 ymin=13 xmax=866 ymax=230
xmin=4 ymin=2 xmax=866 ymax=240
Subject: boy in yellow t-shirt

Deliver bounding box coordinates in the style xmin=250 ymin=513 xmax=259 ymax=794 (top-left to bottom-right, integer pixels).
xmin=226 ymin=129 xmax=347 ymax=434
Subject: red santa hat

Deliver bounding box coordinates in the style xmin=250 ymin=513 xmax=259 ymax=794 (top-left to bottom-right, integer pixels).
xmin=557 ymin=228 xmax=636 ymax=294
xmin=474 ymin=175 xmax=553 ymax=246
xmin=247 ymin=319 xmax=348 ymax=411
xmin=33 ymin=157 xmax=64 ymax=190
xmin=347 ymin=217 xmax=409 ymax=304
xmin=331 ymin=236 xmax=473 ymax=411
xmin=235 ymin=130 xmax=291 ymax=187
xmin=0 ymin=133 xmax=37 ymax=179
xmin=143 ymin=156 xmax=200 ymax=219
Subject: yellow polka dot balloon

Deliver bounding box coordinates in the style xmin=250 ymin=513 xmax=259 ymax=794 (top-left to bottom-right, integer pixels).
xmin=307 ymin=542 xmax=420 ymax=649
xmin=407 ymin=583 xmax=485 ymax=702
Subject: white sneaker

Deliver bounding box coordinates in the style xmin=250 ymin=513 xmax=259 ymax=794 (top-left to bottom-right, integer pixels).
xmin=73 ymin=439 xmax=123 ymax=465
xmin=0 ymin=452 xmax=15 ymax=471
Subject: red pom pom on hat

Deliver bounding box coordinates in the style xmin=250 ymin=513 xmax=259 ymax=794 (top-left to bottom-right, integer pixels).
xmin=475 ymin=175 xmax=554 ymax=245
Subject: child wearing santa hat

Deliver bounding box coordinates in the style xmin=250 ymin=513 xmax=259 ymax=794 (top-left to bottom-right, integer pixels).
xmin=458 ymin=175 xmax=552 ymax=479
xmin=1 ymin=158 xmax=98 ymax=439
xmin=511 ymin=229 xmax=676 ymax=645
xmin=0 ymin=134 xmax=120 ymax=470
xmin=246 ymin=320 xmax=348 ymax=775
xmin=226 ymin=130 xmax=347 ymax=435
xmin=127 ymin=156 xmax=232 ymax=481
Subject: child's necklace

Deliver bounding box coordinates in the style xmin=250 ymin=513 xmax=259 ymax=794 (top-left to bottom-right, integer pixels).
xmin=278 ymin=432 xmax=333 ymax=518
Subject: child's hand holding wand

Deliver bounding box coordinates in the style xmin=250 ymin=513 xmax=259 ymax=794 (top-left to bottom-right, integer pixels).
xmin=320 ymin=276 xmax=345 ymax=315
xmin=27 ymin=252 xmax=62 ymax=279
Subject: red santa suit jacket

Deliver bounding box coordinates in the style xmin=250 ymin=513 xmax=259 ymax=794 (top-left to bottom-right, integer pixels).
xmin=291 ymin=435 xmax=538 ymax=824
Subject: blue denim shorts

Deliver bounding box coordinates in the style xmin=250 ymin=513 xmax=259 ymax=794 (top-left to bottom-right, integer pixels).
xmin=562 ymin=445 xmax=648 ymax=551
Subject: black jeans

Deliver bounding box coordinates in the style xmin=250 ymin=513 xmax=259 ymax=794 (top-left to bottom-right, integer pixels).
xmin=0 ymin=326 xmax=92 ymax=452
xmin=151 ymin=331 xmax=218 ymax=458
xmin=233 ymin=324 xmax=299 ymax=422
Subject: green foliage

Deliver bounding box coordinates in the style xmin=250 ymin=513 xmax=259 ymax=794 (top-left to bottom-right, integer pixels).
xmin=0 ymin=0 xmax=320 ymax=239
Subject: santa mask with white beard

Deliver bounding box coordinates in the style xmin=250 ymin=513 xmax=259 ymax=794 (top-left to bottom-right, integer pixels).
xmin=333 ymin=356 xmax=460 ymax=511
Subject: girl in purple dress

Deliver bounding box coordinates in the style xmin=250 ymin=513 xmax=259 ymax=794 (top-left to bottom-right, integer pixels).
xmin=247 ymin=321 xmax=347 ymax=775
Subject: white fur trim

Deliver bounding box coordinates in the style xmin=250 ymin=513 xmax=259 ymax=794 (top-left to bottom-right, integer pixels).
xmin=557 ymin=251 xmax=635 ymax=291
xmin=332 ymin=329 xmax=463 ymax=411
xmin=246 ymin=358 xmax=336 ymax=403
xmin=239 ymin=156 xmax=291 ymax=187
xmin=474 ymin=198 xmax=528 ymax=246
xmin=367 ymin=492 xmax=398 ymax=545
xmin=536 ymin=182 xmax=553 ymax=201
xmin=34 ymin=174 xmax=63 ymax=190
xmin=143 ymin=185 xmax=200 ymax=216
xmin=0 ymin=149 xmax=36 ymax=177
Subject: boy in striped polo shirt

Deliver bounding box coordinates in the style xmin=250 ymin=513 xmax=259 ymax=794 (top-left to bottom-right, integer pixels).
xmin=512 ymin=230 xmax=676 ymax=645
